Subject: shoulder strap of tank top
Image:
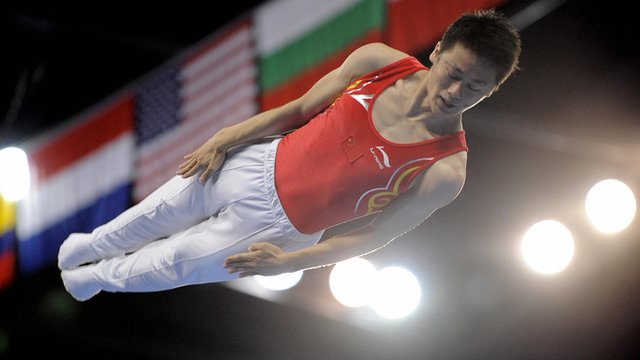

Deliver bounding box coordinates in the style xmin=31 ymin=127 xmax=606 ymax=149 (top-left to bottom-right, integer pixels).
xmin=401 ymin=131 xmax=468 ymax=190
xmin=350 ymin=56 xmax=428 ymax=87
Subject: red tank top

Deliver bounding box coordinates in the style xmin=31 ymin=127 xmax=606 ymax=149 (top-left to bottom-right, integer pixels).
xmin=274 ymin=57 xmax=468 ymax=234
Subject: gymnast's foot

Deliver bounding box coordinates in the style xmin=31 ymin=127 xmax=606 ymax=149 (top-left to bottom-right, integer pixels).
xmin=61 ymin=265 xmax=101 ymax=301
xmin=57 ymin=233 xmax=100 ymax=270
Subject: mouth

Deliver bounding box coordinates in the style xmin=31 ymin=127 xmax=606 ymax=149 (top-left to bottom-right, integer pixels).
xmin=439 ymin=96 xmax=456 ymax=111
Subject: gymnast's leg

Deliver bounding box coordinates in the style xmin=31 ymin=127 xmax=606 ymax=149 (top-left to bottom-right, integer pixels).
xmin=59 ymin=139 xmax=324 ymax=301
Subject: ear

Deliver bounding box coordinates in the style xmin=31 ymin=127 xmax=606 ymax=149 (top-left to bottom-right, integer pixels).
xmin=428 ymin=41 xmax=442 ymax=64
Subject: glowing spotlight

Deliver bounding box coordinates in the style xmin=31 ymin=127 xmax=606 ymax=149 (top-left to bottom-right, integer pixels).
xmin=521 ymin=220 xmax=574 ymax=275
xmin=329 ymin=257 xmax=377 ymax=308
xmin=0 ymin=147 xmax=30 ymax=202
xmin=254 ymin=271 xmax=303 ymax=291
xmin=585 ymin=179 xmax=636 ymax=234
xmin=370 ymin=266 xmax=421 ymax=319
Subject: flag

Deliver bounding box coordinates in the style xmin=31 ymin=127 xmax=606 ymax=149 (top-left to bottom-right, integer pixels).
xmin=133 ymin=20 xmax=258 ymax=201
xmin=16 ymin=95 xmax=135 ymax=274
xmin=255 ymin=0 xmax=385 ymax=110
xmin=0 ymin=197 xmax=16 ymax=289
xmin=386 ymin=0 xmax=507 ymax=55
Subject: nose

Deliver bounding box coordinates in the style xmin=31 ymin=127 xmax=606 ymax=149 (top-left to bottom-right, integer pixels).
xmin=448 ymin=81 xmax=463 ymax=100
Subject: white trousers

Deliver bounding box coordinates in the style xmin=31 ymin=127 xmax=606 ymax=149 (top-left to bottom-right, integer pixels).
xmin=58 ymin=139 xmax=323 ymax=301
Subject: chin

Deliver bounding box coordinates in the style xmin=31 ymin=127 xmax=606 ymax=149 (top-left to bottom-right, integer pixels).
xmin=435 ymin=104 xmax=456 ymax=117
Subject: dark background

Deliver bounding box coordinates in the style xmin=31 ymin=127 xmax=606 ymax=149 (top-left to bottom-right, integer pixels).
xmin=2 ymin=1 xmax=639 ymax=359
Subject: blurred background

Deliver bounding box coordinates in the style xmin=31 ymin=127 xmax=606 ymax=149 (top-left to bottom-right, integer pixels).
xmin=1 ymin=0 xmax=639 ymax=359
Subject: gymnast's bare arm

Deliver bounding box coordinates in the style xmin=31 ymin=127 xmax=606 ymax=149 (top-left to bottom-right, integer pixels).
xmin=177 ymin=42 xmax=407 ymax=183
xmin=224 ymin=151 xmax=467 ymax=277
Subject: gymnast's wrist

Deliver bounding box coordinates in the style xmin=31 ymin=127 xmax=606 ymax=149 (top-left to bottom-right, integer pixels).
xmin=279 ymin=251 xmax=307 ymax=273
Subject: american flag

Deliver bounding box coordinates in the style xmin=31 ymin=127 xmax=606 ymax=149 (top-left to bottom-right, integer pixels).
xmin=133 ymin=21 xmax=258 ymax=201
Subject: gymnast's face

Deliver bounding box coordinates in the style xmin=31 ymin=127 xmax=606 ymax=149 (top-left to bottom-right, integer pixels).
xmin=426 ymin=41 xmax=498 ymax=117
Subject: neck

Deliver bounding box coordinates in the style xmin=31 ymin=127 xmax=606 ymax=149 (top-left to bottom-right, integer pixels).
xmin=405 ymin=76 xmax=463 ymax=136
xmin=427 ymin=115 xmax=463 ymax=136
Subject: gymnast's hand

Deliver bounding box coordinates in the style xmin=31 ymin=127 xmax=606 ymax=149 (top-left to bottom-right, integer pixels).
xmin=177 ymin=136 xmax=227 ymax=183
xmin=224 ymin=243 xmax=291 ymax=278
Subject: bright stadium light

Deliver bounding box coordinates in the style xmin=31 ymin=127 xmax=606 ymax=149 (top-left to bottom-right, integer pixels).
xmin=0 ymin=146 xmax=30 ymax=202
xmin=370 ymin=266 xmax=421 ymax=319
xmin=521 ymin=220 xmax=574 ymax=275
xmin=254 ymin=271 xmax=303 ymax=291
xmin=329 ymin=257 xmax=377 ymax=308
xmin=585 ymin=179 xmax=636 ymax=234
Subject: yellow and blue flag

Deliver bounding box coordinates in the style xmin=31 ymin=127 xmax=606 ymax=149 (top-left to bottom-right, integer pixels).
xmin=0 ymin=196 xmax=16 ymax=290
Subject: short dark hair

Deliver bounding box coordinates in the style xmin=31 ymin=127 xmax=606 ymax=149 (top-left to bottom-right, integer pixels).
xmin=441 ymin=9 xmax=521 ymax=86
